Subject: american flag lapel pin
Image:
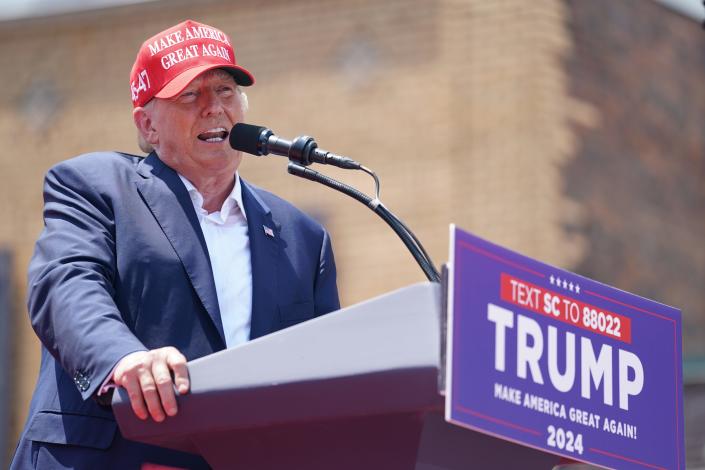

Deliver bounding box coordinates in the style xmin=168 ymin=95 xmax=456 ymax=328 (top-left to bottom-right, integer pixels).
xmin=263 ymin=225 xmax=275 ymax=238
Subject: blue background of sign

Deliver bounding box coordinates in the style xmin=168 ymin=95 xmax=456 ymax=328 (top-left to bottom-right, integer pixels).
xmin=446 ymin=226 xmax=684 ymax=470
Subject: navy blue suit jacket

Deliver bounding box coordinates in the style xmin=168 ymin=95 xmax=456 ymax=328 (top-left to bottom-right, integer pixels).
xmin=11 ymin=151 xmax=339 ymax=469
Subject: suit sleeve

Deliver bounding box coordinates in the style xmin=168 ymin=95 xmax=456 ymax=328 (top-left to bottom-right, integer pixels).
xmin=313 ymin=228 xmax=340 ymax=316
xmin=28 ymin=162 xmax=147 ymax=400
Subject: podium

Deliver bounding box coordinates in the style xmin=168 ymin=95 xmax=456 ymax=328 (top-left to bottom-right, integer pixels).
xmin=113 ymin=283 xmax=559 ymax=469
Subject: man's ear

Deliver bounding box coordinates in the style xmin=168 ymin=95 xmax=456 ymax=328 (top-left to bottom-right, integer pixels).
xmin=133 ymin=106 xmax=158 ymax=145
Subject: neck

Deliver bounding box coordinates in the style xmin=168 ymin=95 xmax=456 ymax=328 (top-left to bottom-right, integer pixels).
xmin=182 ymin=170 xmax=236 ymax=213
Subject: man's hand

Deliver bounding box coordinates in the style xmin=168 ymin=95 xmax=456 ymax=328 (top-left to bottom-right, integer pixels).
xmin=112 ymin=347 xmax=189 ymax=422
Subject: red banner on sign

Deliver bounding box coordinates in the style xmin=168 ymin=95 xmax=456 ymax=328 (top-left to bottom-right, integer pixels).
xmin=500 ymin=273 xmax=632 ymax=344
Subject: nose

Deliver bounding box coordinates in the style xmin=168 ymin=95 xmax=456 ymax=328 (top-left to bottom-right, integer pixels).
xmin=199 ymin=88 xmax=225 ymax=118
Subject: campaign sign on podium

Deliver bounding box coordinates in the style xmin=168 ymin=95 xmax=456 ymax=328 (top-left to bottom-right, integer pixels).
xmin=445 ymin=226 xmax=684 ymax=470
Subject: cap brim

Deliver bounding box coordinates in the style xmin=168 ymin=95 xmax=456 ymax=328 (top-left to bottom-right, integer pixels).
xmin=154 ymin=63 xmax=255 ymax=100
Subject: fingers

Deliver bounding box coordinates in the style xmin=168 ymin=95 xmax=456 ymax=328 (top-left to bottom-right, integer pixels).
xmin=119 ymin=368 xmax=149 ymax=420
xmin=113 ymin=347 xmax=189 ymax=422
xmin=139 ymin=367 xmax=166 ymax=422
xmin=166 ymin=350 xmax=189 ymax=395
xmin=152 ymin=360 xmax=177 ymax=418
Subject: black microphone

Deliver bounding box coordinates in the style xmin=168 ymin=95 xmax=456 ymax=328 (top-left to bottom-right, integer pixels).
xmin=229 ymin=123 xmax=361 ymax=170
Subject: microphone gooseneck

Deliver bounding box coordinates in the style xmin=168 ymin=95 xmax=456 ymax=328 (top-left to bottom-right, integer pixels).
xmin=287 ymin=163 xmax=441 ymax=283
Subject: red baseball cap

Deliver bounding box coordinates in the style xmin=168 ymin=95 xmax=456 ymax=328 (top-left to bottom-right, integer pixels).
xmin=129 ymin=19 xmax=254 ymax=108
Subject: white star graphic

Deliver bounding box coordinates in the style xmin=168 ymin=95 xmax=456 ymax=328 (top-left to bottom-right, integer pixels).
xmin=556 ymin=277 xmax=562 ymax=287
xmin=562 ymin=280 xmax=568 ymax=289
xmin=569 ymin=282 xmax=574 ymax=292
xmin=550 ymin=275 xmax=555 ymax=285
xmin=575 ymin=284 xmax=581 ymax=294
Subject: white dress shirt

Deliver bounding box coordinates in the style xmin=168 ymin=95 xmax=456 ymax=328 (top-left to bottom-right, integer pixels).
xmin=178 ymin=173 xmax=253 ymax=348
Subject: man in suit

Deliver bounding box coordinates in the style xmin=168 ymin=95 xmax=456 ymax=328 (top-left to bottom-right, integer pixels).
xmin=11 ymin=19 xmax=339 ymax=469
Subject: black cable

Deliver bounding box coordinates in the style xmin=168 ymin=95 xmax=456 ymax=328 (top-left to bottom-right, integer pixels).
xmin=376 ymin=202 xmax=439 ymax=277
xmin=287 ymin=163 xmax=440 ymax=283
xmin=357 ymin=165 xmax=438 ymax=276
xmin=373 ymin=204 xmax=440 ymax=283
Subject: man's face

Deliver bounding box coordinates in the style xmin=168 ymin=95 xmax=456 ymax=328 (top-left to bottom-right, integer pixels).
xmin=137 ymin=69 xmax=245 ymax=176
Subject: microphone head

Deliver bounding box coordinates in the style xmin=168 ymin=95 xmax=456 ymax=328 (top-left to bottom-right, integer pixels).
xmin=229 ymin=123 xmax=269 ymax=156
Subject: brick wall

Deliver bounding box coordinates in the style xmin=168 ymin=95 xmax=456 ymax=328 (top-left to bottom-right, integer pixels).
xmin=564 ymin=0 xmax=705 ymax=357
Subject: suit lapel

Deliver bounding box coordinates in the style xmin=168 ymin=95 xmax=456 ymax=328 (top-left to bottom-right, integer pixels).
xmin=241 ymin=180 xmax=280 ymax=340
xmin=135 ymin=153 xmax=226 ymax=346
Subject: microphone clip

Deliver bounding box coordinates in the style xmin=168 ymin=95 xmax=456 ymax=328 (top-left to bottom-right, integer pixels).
xmin=288 ymin=135 xmax=319 ymax=167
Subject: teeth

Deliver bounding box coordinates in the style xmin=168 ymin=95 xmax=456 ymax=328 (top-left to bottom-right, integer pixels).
xmin=198 ymin=127 xmax=228 ymax=142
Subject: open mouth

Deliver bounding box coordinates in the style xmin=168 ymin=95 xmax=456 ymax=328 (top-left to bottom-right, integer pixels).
xmin=197 ymin=127 xmax=229 ymax=143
